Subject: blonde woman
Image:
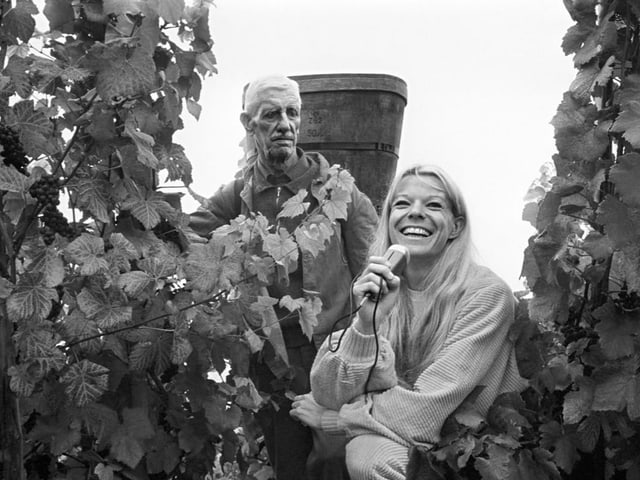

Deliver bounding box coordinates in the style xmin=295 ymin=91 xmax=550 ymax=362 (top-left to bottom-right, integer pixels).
xmin=290 ymin=164 xmax=526 ymax=480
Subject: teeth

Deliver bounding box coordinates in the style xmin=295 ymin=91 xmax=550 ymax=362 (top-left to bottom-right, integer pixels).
xmin=402 ymin=227 xmax=430 ymax=236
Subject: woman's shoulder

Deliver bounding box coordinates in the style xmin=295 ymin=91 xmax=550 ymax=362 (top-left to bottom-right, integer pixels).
xmin=464 ymin=264 xmax=514 ymax=301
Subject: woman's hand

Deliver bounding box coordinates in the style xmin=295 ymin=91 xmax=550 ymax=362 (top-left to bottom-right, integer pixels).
xmin=290 ymin=393 xmax=327 ymax=429
xmin=353 ymin=256 xmax=401 ymax=334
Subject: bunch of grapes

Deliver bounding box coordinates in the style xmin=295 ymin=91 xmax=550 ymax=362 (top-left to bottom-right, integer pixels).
xmin=615 ymin=289 xmax=640 ymax=311
xmin=561 ymin=323 xmax=598 ymax=347
xmin=29 ymin=176 xmax=79 ymax=245
xmin=0 ymin=123 xmax=29 ymax=174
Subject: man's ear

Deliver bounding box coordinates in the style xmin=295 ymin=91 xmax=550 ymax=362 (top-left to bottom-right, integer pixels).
xmin=449 ymin=217 xmax=465 ymax=240
xmin=240 ymin=112 xmax=253 ymax=133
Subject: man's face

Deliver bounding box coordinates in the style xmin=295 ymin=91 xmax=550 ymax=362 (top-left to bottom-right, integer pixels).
xmin=245 ymin=88 xmax=301 ymax=169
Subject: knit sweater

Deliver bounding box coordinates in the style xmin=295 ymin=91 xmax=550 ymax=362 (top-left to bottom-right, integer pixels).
xmin=310 ymin=265 xmax=526 ymax=448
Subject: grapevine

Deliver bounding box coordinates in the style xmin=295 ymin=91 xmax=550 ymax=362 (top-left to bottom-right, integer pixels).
xmin=0 ymin=123 xmax=29 ymax=174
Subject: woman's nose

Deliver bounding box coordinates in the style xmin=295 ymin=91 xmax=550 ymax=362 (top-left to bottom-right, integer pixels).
xmin=407 ymin=201 xmax=425 ymax=217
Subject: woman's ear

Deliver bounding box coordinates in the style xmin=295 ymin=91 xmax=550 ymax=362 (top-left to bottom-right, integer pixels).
xmin=448 ymin=216 xmax=465 ymax=240
xmin=240 ymin=112 xmax=253 ymax=133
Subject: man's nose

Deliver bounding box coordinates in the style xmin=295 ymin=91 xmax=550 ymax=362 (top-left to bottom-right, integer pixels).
xmin=276 ymin=112 xmax=292 ymax=130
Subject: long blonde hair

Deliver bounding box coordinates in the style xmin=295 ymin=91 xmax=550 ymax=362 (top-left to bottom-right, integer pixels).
xmin=371 ymin=164 xmax=476 ymax=385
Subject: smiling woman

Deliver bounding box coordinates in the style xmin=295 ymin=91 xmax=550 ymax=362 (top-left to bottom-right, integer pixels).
xmin=291 ymin=163 xmax=527 ymax=479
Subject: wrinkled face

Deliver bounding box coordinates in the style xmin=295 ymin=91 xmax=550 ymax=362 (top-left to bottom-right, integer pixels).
xmin=245 ymin=87 xmax=301 ymax=169
xmin=388 ymin=175 xmax=463 ymax=265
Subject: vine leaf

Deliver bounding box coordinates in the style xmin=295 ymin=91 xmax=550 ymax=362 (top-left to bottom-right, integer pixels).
xmin=295 ymin=215 xmax=333 ymax=256
xmin=183 ymin=239 xmax=224 ymax=293
xmin=8 ymin=365 xmax=36 ymax=397
xmin=596 ymin=197 xmax=638 ymax=248
xmin=592 ymin=364 xmax=633 ymax=412
xmin=95 ymin=463 xmax=120 ymax=480
xmin=122 ymin=190 xmax=172 ymax=229
xmin=0 ymin=164 xmax=30 ymax=193
xmin=116 ymin=270 xmax=152 ymax=297
xmin=29 ymin=247 xmax=64 ymax=288
xmin=563 ymin=381 xmax=594 ymax=424
xmin=23 ymin=329 xmax=66 ymax=374
xmin=77 ymin=288 xmax=132 ymax=329
xmin=154 ymin=0 xmax=185 ymax=23
xmin=43 ymin=0 xmax=74 ymax=32
xmin=5 ymin=56 xmax=31 ymax=99
xmin=124 ymin=121 xmax=159 ymax=168
xmin=263 ymin=228 xmax=299 ymax=275
xmin=612 ymin=101 xmax=640 ymax=148
xmin=83 ymin=42 xmax=156 ymax=102
xmin=475 ymin=444 xmax=515 ymax=480
xmin=6 ymin=273 xmax=57 ymax=321
xmin=609 ymin=152 xmax=640 ymax=207
xmin=277 ymin=189 xmax=309 ymax=219
xmin=1 ymin=0 xmax=37 ymax=43
xmin=156 ymin=143 xmax=193 ymax=185
xmin=539 ymin=421 xmax=580 ymax=474
xmin=106 ymin=232 xmax=139 ymax=273
xmin=65 ymin=234 xmax=109 ymax=275
xmin=8 ymin=100 xmax=55 ymax=157
xmin=322 ymin=187 xmax=350 ymax=221
xmin=171 ymin=333 xmax=192 ymax=364
xmin=593 ymin=302 xmax=637 ymax=359
xmin=70 ymin=176 xmax=111 ymax=223
xmin=61 ymin=359 xmax=109 ymax=406
xmin=299 ymin=296 xmax=322 ymax=341
xmin=60 ymin=310 xmax=102 ymax=354
xmin=0 ymin=278 xmax=13 ymax=298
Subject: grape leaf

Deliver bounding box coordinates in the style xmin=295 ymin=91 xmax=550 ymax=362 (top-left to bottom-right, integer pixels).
xmin=277 ymin=189 xmax=309 ymax=219
xmin=95 ymin=463 xmax=118 ymax=480
xmin=581 ymin=231 xmax=613 ymax=261
xmin=8 ymin=365 xmax=36 ymax=397
xmin=171 ymin=334 xmax=192 ymax=364
xmin=28 ymin=247 xmax=64 ymax=288
xmin=121 ymin=407 xmax=155 ymax=439
xmin=106 ymin=232 xmax=139 ymax=273
xmin=573 ymin=13 xmax=616 ymax=66
xmin=43 ymin=0 xmax=75 ymax=32
xmin=129 ymin=341 xmax=155 ymax=371
xmin=612 ymin=100 xmax=640 ymax=148
xmin=5 ymin=56 xmax=32 ymax=99
xmin=592 ymin=363 xmax=635 ymax=412
xmin=243 ymin=328 xmax=264 ymax=354
xmin=116 ymin=271 xmax=152 ymax=297
xmin=596 ymin=197 xmax=638 ymax=248
xmin=7 ymin=100 xmax=55 ymax=157
xmin=121 ymin=190 xmax=172 ymax=229
xmin=609 ymin=152 xmax=640 ymax=207
xmin=563 ymin=381 xmax=594 ymax=424
xmin=562 ymin=21 xmax=595 ymax=55
xmin=294 ymin=215 xmax=333 ymax=257
xmin=183 ymin=239 xmax=224 ymax=293
xmin=299 ymin=296 xmax=321 ymax=341
xmin=263 ymin=228 xmax=299 ymax=274
xmin=110 ymin=431 xmax=145 ymax=468
xmin=322 ymin=187 xmax=351 ymax=221
xmin=22 ymin=329 xmax=66 ymax=374
xmin=593 ymin=302 xmax=637 ymax=359
xmin=2 ymin=0 xmax=37 ymax=43
xmin=124 ymin=121 xmax=159 ymax=168
xmin=153 ymin=0 xmax=185 ymax=23
xmin=576 ymin=415 xmax=600 ymax=452
xmin=69 ymin=176 xmax=111 ymax=223
xmin=234 ymin=376 xmax=264 ymax=411
xmin=6 ymin=273 xmax=57 ymax=321
xmin=0 ymin=277 xmax=13 ymax=299
xmin=61 ymin=360 xmax=109 ymax=406
xmin=203 ymin=393 xmax=242 ymax=434
xmin=157 ymin=143 xmax=193 ymax=185
xmin=83 ymin=42 xmax=156 ymax=102
xmin=77 ymin=288 xmax=132 ymax=329
xmin=60 ymin=310 xmax=102 ymax=354
xmin=539 ymin=421 xmax=580 ymax=474
xmin=65 ymin=234 xmax=109 ymax=276
xmin=626 ymin=376 xmax=640 ymax=420
xmin=0 ymin=164 xmax=30 ymax=193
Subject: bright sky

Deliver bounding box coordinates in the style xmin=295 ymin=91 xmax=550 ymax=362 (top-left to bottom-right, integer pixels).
xmin=175 ymin=0 xmax=577 ymax=291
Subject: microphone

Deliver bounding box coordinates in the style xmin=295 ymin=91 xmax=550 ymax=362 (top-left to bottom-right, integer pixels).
xmin=359 ymin=245 xmax=410 ymax=305
xmin=384 ymin=244 xmax=410 ymax=276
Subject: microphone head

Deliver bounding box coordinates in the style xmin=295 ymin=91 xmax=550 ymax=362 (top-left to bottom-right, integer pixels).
xmin=384 ymin=244 xmax=410 ymax=275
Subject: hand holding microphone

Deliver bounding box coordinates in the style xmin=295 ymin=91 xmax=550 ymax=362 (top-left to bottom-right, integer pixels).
xmin=353 ymin=245 xmax=410 ymax=334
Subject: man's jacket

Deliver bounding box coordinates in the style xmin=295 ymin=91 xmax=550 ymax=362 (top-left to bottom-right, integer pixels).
xmin=189 ymin=150 xmax=378 ymax=347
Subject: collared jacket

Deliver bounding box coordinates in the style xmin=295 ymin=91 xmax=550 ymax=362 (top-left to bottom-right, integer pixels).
xmin=189 ymin=150 xmax=378 ymax=347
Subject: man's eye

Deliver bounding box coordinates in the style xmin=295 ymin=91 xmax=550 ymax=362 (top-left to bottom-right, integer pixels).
xmin=287 ymin=108 xmax=299 ymax=118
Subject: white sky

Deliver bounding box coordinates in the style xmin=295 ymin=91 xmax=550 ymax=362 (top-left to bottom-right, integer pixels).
xmin=175 ymin=0 xmax=577 ymax=291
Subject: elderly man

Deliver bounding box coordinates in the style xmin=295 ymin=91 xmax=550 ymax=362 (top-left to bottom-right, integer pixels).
xmin=190 ymin=75 xmax=378 ymax=480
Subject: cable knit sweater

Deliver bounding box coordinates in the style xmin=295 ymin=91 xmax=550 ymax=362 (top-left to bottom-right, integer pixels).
xmin=310 ymin=265 xmax=526 ymax=450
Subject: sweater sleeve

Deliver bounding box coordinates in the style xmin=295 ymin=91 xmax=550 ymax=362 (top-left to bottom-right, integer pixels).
xmin=310 ymin=324 xmax=398 ymax=412
xmin=338 ymin=280 xmax=516 ymax=447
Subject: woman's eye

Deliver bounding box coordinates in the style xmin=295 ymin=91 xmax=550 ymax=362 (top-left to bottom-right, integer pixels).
xmin=427 ymin=202 xmax=443 ymax=209
xmin=393 ymin=200 xmax=410 ymax=208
